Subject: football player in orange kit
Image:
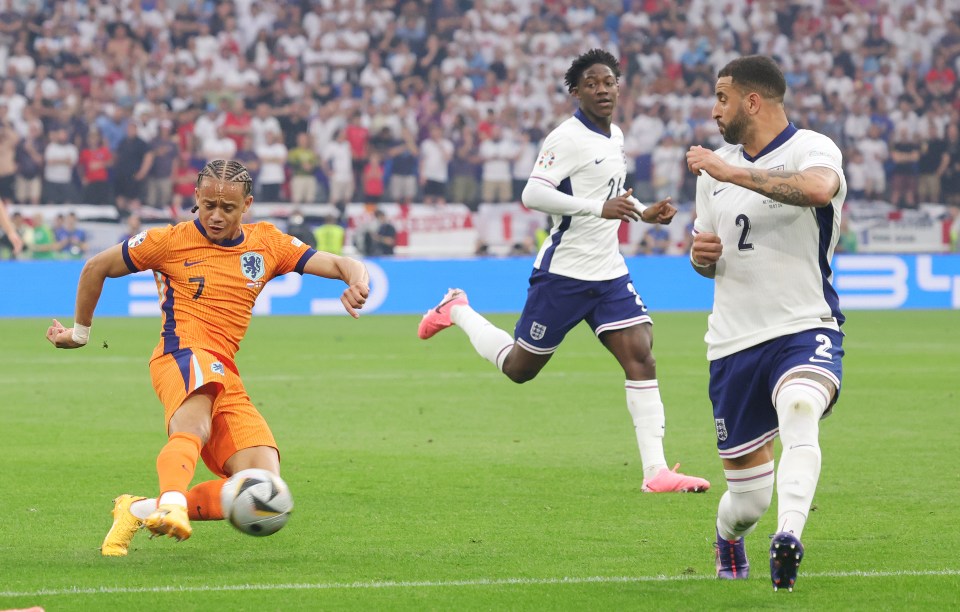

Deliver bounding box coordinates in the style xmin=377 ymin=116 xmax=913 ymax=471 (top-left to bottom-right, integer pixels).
xmin=46 ymin=159 xmax=370 ymax=556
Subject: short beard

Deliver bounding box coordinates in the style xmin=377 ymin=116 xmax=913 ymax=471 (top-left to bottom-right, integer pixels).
xmin=720 ymin=107 xmax=749 ymax=145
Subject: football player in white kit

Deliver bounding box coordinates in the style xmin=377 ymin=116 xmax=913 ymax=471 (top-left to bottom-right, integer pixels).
xmin=685 ymin=55 xmax=847 ymax=591
xmin=419 ymin=49 xmax=710 ymax=494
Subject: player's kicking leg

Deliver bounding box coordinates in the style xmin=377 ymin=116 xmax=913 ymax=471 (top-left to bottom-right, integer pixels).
xmin=417 ymin=288 xmax=470 ymax=339
xmin=101 ymin=494 xmax=149 ymax=556
xmin=144 ymin=503 xmax=192 ymax=541
xmin=418 ymin=288 xmax=519 ymax=376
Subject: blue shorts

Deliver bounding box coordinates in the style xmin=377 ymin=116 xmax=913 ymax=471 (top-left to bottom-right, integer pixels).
xmin=709 ymin=328 xmax=844 ymax=459
xmin=513 ymin=269 xmax=652 ymax=354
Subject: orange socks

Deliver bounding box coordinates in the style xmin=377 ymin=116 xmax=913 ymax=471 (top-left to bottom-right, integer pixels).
xmin=187 ymin=479 xmax=225 ymax=520
xmin=156 ymin=432 xmax=202 ymax=501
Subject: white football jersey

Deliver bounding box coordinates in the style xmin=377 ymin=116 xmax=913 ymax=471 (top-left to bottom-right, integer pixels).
xmin=529 ymin=110 xmax=629 ymax=281
xmin=693 ymin=124 xmax=847 ymax=360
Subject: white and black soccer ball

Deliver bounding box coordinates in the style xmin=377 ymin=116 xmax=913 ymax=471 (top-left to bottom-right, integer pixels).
xmin=220 ymin=468 xmax=293 ymax=536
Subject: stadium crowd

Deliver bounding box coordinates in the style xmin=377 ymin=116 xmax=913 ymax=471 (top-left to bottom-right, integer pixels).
xmin=1 ymin=0 xmax=960 ymax=260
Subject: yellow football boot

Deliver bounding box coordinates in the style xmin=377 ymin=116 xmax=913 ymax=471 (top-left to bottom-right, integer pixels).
xmin=144 ymin=504 xmax=192 ymax=542
xmin=100 ymin=495 xmax=147 ymax=557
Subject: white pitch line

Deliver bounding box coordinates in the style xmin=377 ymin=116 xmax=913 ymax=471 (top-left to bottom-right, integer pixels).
xmin=2 ymin=569 xmax=959 ymax=599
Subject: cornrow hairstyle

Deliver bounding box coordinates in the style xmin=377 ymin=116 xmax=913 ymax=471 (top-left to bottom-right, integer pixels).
xmin=717 ymin=55 xmax=787 ymax=102
xmin=564 ymin=48 xmax=621 ymax=93
xmin=191 ymin=159 xmax=254 ymax=212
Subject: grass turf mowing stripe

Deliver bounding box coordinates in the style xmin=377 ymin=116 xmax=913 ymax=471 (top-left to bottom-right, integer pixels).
xmin=3 ymin=569 xmax=959 ymax=598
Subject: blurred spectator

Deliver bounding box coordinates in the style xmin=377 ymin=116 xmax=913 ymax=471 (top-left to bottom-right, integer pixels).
xmin=201 ymin=125 xmax=238 ymax=164
xmin=943 ymin=125 xmax=960 ymax=207
xmin=0 ymin=112 xmax=18 ymax=207
xmin=478 ymin=126 xmax=513 ymax=203
xmin=114 ymin=122 xmax=152 ymax=216
xmin=889 ymin=127 xmax=920 ymax=209
xmin=287 ymin=132 xmax=319 ymax=204
xmin=511 ymin=130 xmax=538 ymax=203
xmin=147 ymin=121 xmax=179 ymax=210
xmin=856 ymin=124 xmax=889 ymax=199
xmin=119 ymin=214 xmax=143 ymax=244
xmin=419 ymin=125 xmax=453 ymax=205
xmin=450 ymin=131 xmax=481 ymax=208
xmin=836 ymin=216 xmax=858 ymax=254
xmin=362 ymin=151 xmax=386 ymax=204
xmin=314 ymin=214 xmax=345 ymax=256
xmin=387 ymin=128 xmax=419 ymax=204
xmin=651 ymin=132 xmax=685 ymax=203
xmin=845 ymin=150 xmax=869 ymax=201
xmin=6 ymin=210 xmax=29 ymax=259
xmin=343 ymin=110 xmax=370 ymax=194
xmin=79 ymin=129 xmax=113 ymax=206
xmin=637 ymin=225 xmax=671 ymax=256
xmin=917 ymin=119 xmax=950 ymax=204
xmin=357 ymin=208 xmax=397 ymax=256
xmin=222 ymin=98 xmax=252 ymax=151
xmin=56 ymin=212 xmax=88 ymax=259
xmin=255 ymin=129 xmax=288 ymax=202
xmin=0 ymin=202 xmax=22 ymax=259
xmin=42 ymin=128 xmax=79 ymax=204
xmin=251 ymin=103 xmax=282 ymax=152
xmin=324 ymin=129 xmax=355 ymax=206
xmin=15 ymin=120 xmax=43 ymax=206
xmin=28 ymin=212 xmax=59 ymax=259
xmin=285 ymin=211 xmax=316 ymax=248
xmin=171 ymin=151 xmax=201 ymax=219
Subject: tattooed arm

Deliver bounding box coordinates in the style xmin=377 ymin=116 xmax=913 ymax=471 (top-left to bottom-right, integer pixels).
xmin=686 ymin=145 xmax=841 ymax=208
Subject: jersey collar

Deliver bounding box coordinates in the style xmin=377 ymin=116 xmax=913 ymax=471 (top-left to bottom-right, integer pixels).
xmin=193 ymin=218 xmax=246 ymax=247
xmin=574 ymin=109 xmax=611 ymax=138
xmin=742 ymin=122 xmax=798 ymax=163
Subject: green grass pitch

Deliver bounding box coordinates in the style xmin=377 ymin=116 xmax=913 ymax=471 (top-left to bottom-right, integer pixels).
xmin=2 ymin=311 xmax=958 ymax=610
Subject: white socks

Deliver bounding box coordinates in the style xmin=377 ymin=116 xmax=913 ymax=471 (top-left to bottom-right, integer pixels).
xmin=716 ymin=461 xmax=775 ymax=540
xmin=775 ymin=378 xmax=829 ymax=539
xmin=625 ymin=380 xmax=668 ymax=479
xmin=450 ymin=304 xmax=515 ymax=371
xmin=158 ymin=491 xmax=188 ymax=509
xmin=130 ymin=498 xmax=158 ymax=520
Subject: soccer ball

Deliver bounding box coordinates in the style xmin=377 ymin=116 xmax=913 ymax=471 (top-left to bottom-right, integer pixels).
xmin=220 ymin=468 xmax=293 ymax=536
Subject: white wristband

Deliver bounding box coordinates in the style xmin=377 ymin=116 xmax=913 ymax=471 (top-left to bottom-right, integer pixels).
xmin=72 ymin=323 xmax=90 ymax=345
xmin=690 ymin=250 xmax=711 ymax=268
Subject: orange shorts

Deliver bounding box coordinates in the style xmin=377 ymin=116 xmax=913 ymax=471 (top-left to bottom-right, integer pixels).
xmin=150 ymin=348 xmax=277 ymax=478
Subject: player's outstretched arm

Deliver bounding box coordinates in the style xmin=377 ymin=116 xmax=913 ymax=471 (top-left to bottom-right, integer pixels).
xmin=302 ymin=251 xmax=370 ymax=319
xmin=46 ymin=243 xmax=133 ymax=349
xmin=686 ymin=145 xmax=840 ymax=208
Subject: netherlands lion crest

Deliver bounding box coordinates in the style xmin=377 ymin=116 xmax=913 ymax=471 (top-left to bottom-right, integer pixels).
xmin=715 ymin=418 xmax=728 ymax=442
xmin=211 ymin=362 xmax=225 ymax=375
xmin=530 ymin=322 xmax=547 ymax=341
xmin=240 ymin=251 xmax=265 ymax=281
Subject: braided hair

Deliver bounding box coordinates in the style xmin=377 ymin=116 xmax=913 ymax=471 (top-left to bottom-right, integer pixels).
xmin=191 ymin=159 xmax=254 ymax=212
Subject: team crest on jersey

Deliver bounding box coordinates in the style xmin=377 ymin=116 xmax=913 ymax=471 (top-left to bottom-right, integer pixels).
xmin=536 ymin=150 xmax=556 ymax=169
xmin=530 ymin=322 xmax=547 ymax=340
xmin=715 ymin=418 xmax=728 ymax=442
xmin=127 ymin=231 xmax=147 ymax=248
xmin=240 ymin=252 xmax=265 ymax=281
xmin=211 ymin=362 xmax=225 ymax=375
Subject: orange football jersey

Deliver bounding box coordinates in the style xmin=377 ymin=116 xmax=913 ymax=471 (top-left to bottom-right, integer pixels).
xmin=122 ymin=219 xmax=315 ymax=362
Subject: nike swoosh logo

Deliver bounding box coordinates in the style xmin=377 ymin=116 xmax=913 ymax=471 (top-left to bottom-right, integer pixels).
xmin=713 ymin=186 xmax=729 ymax=196
xmin=184 ymin=259 xmax=204 ymax=267
xmin=594 ymin=158 xmax=605 ymax=164
xmin=808 ymin=358 xmax=832 ymax=364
